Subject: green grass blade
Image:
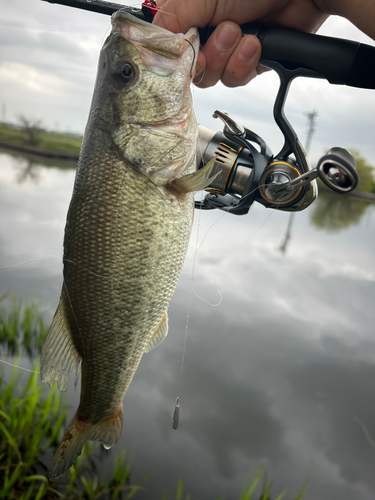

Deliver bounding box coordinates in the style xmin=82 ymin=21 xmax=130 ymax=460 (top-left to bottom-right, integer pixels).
xmin=240 ymin=466 xmax=264 ymax=500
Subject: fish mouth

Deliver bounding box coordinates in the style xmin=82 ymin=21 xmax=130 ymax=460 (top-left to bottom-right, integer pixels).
xmin=111 ymin=11 xmax=199 ymax=61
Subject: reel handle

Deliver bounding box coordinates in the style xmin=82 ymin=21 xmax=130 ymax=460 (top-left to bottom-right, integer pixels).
xmin=317 ymin=147 xmax=359 ymax=193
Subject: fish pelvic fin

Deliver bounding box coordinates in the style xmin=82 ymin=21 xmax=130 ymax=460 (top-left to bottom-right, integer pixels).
xmin=144 ymin=310 xmax=168 ymax=353
xmin=41 ymin=296 xmax=82 ymax=392
xmin=168 ymin=158 xmax=219 ymax=198
xmin=48 ymin=405 xmax=123 ymax=480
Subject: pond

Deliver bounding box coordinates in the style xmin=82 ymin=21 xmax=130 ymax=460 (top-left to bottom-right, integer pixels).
xmin=1 ymin=148 xmax=375 ymax=499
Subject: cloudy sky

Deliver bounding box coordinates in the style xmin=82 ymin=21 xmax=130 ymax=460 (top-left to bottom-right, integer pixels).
xmin=1 ymin=0 xmax=375 ymax=165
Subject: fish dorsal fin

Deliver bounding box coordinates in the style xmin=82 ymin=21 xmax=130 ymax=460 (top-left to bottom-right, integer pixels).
xmin=41 ymin=295 xmax=82 ymax=392
xmin=168 ymin=158 xmax=219 ymax=197
xmin=144 ymin=310 xmax=169 ymax=353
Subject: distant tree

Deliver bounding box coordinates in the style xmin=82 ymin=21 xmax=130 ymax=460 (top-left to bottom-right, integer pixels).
xmin=309 ymin=194 xmax=370 ymax=233
xmin=18 ymin=115 xmax=43 ymax=146
xmin=351 ymin=149 xmax=375 ymax=193
xmin=309 ymin=150 xmax=374 ymax=233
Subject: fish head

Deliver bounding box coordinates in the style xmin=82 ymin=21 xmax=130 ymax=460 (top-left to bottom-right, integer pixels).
xmin=92 ymin=11 xmax=199 ymax=185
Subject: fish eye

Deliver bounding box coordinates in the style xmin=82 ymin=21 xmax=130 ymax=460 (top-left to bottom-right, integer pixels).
xmin=116 ymin=61 xmax=138 ymax=85
xmin=121 ymin=64 xmax=132 ymax=78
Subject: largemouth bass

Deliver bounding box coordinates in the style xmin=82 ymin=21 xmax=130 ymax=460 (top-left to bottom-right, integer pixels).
xmin=41 ymin=11 xmax=214 ymax=479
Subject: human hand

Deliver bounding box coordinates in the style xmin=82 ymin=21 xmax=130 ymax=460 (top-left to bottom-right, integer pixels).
xmin=153 ymin=0 xmax=329 ymax=88
xmin=153 ymin=0 xmax=375 ymax=88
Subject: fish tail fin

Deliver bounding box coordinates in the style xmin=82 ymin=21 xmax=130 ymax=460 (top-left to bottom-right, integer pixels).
xmin=48 ymin=404 xmax=123 ymax=480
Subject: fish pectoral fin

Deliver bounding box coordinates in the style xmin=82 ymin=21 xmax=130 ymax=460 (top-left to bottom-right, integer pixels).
xmin=168 ymin=158 xmax=219 ymax=196
xmin=40 ymin=296 xmax=82 ymax=392
xmin=48 ymin=405 xmax=123 ymax=480
xmin=144 ymin=310 xmax=169 ymax=353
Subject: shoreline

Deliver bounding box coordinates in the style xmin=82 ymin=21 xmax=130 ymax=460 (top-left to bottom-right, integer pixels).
xmin=0 ymin=140 xmax=79 ymax=160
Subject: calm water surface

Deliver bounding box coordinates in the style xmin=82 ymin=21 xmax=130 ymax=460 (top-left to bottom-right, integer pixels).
xmin=1 ymin=149 xmax=375 ymax=499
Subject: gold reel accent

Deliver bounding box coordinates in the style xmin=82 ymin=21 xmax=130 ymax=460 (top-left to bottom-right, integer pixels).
xmin=259 ymin=161 xmax=303 ymax=205
xmin=206 ymin=143 xmax=243 ymax=195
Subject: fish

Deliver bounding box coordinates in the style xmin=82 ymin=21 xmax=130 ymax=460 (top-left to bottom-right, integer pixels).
xmin=40 ymin=11 xmax=215 ymax=480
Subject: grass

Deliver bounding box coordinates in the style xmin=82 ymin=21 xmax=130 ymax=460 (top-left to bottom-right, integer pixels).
xmin=0 ymin=123 xmax=82 ymax=153
xmin=0 ymin=298 xmax=307 ymax=499
xmin=0 ymin=295 xmax=49 ymax=357
xmin=0 ymin=360 xmax=141 ymax=499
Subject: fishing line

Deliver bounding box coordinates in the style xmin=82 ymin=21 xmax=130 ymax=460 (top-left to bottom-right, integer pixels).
xmin=196 ymin=206 xmax=280 ymax=277
xmin=63 ymin=258 xmax=111 ymax=279
xmin=155 ymin=5 xmax=190 ymax=34
xmin=172 ymin=185 xmax=204 ymax=430
xmin=354 ymin=417 xmax=375 ymax=449
xmin=172 ymin=82 xmax=208 ymax=429
xmin=193 ymin=182 xmax=280 ymax=270
xmin=62 ymin=276 xmax=86 ymax=364
xmin=0 ymin=254 xmax=87 ymax=377
xmin=0 ymin=358 xmax=40 ymax=374
xmin=186 ymin=180 xmax=293 ymax=307
xmin=0 ymin=254 xmax=62 ymax=271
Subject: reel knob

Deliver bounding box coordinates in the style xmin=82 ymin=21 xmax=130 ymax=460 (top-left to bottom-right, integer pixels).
xmin=317 ymin=147 xmax=358 ymax=193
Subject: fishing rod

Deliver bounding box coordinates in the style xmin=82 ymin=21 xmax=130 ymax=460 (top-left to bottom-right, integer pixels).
xmin=41 ymin=0 xmax=375 ymax=214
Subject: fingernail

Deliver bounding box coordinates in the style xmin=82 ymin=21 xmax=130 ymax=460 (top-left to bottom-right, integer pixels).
xmin=238 ymin=37 xmax=257 ymax=61
xmin=214 ymin=24 xmax=237 ymax=51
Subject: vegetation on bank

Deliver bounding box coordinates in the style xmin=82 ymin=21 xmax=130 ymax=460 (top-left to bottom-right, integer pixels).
xmin=1 ymin=301 xmax=306 ymax=500
xmin=351 ymin=150 xmax=375 ymax=193
xmin=0 ymin=122 xmax=82 ymax=154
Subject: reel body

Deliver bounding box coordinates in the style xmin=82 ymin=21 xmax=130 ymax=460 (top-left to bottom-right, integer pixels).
xmin=196 ymin=115 xmax=358 ymax=215
xmin=196 ymin=122 xmax=319 ymax=215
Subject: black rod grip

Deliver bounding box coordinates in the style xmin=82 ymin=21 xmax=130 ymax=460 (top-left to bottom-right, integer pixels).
xmin=199 ymin=23 xmax=375 ymax=89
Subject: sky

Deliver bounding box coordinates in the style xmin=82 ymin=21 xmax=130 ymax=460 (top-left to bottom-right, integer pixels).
xmin=1 ymin=0 xmax=375 ymax=166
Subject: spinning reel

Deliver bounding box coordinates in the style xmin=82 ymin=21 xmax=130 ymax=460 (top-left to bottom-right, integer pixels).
xmin=195 ymin=22 xmax=373 ymax=214
xmin=195 ymin=105 xmax=358 ymax=215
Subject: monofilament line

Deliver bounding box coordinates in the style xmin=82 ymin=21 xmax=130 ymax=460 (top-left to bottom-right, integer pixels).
xmin=0 ymin=358 xmax=40 ymax=373
xmin=173 ymin=197 xmax=202 ymax=430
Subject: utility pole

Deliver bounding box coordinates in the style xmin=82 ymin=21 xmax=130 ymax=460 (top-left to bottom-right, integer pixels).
xmin=279 ymin=110 xmax=318 ymax=255
xmin=304 ymin=110 xmax=318 ymax=157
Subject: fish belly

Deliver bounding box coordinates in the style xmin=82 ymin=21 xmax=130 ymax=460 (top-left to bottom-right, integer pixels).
xmin=64 ymin=156 xmax=193 ymax=421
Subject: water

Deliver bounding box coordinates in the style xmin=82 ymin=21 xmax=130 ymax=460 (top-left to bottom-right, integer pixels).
xmin=1 ymin=148 xmax=375 ymax=499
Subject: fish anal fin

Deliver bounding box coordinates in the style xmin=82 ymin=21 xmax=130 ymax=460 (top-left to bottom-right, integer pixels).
xmin=168 ymin=158 xmax=219 ymax=199
xmin=144 ymin=310 xmax=168 ymax=353
xmin=48 ymin=405 xmax=123 ymax=480
xmin=41 ymin=296 xmax=82 ymax=392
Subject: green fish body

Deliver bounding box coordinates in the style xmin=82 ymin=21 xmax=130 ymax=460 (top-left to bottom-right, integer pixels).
xmin=41 ymin=12 xmax=214 ymax=479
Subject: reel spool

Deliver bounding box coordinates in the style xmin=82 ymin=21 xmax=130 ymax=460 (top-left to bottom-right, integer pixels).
xmin=258 ymin=160 xmax=303 ymax=205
